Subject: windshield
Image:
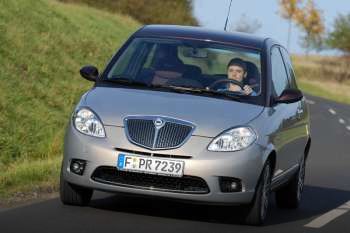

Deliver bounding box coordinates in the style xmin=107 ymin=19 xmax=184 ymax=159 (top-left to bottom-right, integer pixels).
xmin=104 ymin=37 xmax=263 ymax=98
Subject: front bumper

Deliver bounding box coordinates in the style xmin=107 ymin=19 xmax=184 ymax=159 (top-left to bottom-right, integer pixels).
xmin=62 ymin=123 xmax=267 ymax=205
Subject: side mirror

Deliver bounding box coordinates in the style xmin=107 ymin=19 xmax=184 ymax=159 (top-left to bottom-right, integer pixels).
xmin=80 ymin=65 xmax=99 ymax=82
xmin=275 ymin=88 xmax=303 ymax=104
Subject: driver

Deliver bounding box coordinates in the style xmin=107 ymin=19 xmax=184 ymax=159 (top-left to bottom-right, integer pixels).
xmin=226 ymin=58 xmax=255 ymax=96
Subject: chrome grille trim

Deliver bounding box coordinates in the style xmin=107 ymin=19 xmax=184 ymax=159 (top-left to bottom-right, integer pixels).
xmin=126 ymin=119 xmax=155 ymax=148
xmin=124 ymin=116 xmax=195 ymax=150
xmin=155 ymin=122 xmax=193 ymax=148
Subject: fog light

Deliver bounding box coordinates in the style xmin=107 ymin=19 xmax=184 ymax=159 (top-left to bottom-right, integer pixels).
xmin=230 ymin=182 xmax=238 ymax=190
xmin=70 ymin=159 xmax=86 ymax=175
xmin=219 ymin=177 xmax=242 ymax=192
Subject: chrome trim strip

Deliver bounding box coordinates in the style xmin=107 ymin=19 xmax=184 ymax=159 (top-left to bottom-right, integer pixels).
xmin=272 ymin=164 xmax=299 ymax=182
xmin=271 ymin=164 xmax=299 ymax=190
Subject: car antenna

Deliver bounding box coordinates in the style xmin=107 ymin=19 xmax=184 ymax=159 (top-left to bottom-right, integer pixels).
xmin=224 ymin=0 xmax=233 ymax=31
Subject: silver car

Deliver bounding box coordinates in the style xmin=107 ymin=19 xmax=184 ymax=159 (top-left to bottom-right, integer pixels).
xmin=60 ymin=25 xmax=311 ymax=225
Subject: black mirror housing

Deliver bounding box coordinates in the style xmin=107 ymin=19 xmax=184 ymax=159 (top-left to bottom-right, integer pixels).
xmin=80 ymin=65 xmax=99 ymax=82
xmin=275 ymin=88 xmax=303 ymax=104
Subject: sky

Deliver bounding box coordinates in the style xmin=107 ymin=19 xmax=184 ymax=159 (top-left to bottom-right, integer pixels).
xmin=192 ymin=0 xmax=350 ymax=55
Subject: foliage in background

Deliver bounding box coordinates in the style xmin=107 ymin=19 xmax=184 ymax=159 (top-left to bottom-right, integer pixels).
xmin=231 ymin=14 xmax=262 ymax=34
xmin=59 ymin=0 xmax=198 ymax=26
xmin=278 ymin=0 xmax=303 ymax=50
xmin=327 ymin=13 xmax=350 ymax=55
xmin=0 ymin=0 xmax=139 ymax=198
xmin=294 ymin=0 xmax=325 ymax=54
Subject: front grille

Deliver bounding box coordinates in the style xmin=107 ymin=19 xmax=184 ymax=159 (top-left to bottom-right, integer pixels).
xmin=125 ymin=117 xmax=194 ymax=150
xmin=126 ymin=119 xmax=155 ymax=149
xmin=91 ymin=166 xmax=209 ymax=194
xmin=155 ymin=122 xmax=193 ymax=148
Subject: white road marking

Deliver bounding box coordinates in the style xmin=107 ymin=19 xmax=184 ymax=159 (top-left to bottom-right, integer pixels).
xmin=339 ymin=118 xmax=345 ymax=124
xmin=328 ymin=108 xmax=337 ymax=115
xmin=305 ymin=201 xmax=350 ymax=228
xmin=305 ymin=99 xmax=315 ymax=105
xmin=346 ymin=126 xmax=350 ymax=131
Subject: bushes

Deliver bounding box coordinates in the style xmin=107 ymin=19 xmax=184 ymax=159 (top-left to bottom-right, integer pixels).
xmin=59 ymin=0 xmax=198 ymax=26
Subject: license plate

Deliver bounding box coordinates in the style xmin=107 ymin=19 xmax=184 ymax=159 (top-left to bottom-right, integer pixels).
xmin=117 ymin=153 xmax=184 ymax=177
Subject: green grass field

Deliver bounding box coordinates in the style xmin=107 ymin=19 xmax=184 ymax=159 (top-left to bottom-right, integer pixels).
xmin=293 ymin=55 xmax=350 ymax=104
xmin=0 ymin=0 xmax=139 ymax=200
xmin=0 ymin=0 xmax=349 ymax=202
xmin=298 ymin=79 xmax=350 ymax=104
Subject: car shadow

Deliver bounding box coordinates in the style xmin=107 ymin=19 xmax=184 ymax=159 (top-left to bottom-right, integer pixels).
xmin=266 ymin=185 xmax=350 ymax=225
xmin=89 ymin=185 xmax=350 ymax=226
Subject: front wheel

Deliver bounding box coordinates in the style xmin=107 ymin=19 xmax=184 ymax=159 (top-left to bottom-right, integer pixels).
xmin=243 ymin=161 xmax=272 ymax=226
xmin=275 ymin=156 xmax=305 ymax=209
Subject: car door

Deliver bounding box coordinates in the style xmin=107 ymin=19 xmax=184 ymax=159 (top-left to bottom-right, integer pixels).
xmin=269 ymin=46 xmax=301 ymax=175
xmin=280 ymin=47 xmax=309 ymax=162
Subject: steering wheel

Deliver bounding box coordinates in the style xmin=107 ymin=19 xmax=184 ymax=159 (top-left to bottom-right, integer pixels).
xmin=207 ymin=79 xmax=244 ymax=90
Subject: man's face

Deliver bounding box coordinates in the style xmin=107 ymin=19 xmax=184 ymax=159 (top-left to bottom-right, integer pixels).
xmin=227 ymin=65 xmax=246 ymax=82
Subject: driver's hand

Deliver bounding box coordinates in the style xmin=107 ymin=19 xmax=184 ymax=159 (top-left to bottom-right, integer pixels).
xmin=243 ymin=85 xmax=253 ymax=95
xmin=228 ymin=84 xmax=242 ymax=92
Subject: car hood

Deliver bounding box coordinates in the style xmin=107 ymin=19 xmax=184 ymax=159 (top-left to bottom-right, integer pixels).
xmin=84 ymin=87 xmax=264 ymax=137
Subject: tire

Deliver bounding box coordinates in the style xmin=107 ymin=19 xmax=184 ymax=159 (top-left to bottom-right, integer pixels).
xmin=243 ymin=161 xmax=272 ymax=226
xmin=60 ymin=174 xmax=93 ymax=206
xmin=275 ymin=156 xmax=305 ymax=209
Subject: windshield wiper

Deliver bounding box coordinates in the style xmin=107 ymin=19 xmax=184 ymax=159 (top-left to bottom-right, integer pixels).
xmin=103 ymin=76 xmax=150 ymax=87
xmin=102 ymin=78 xmax=247 ymax=101
xmin=104 ymin=78 xmax=198 ymax=93
xmin=164 ymin=85 xmax=246 ymax=100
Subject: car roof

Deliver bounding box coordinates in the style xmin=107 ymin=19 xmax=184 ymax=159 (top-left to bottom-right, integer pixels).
xmin=134 ymin=25 xmax=270 ymax=50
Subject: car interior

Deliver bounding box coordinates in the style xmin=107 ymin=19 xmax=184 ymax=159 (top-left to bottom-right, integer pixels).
xmin=133 ymin=43 xmax=261 ymax=93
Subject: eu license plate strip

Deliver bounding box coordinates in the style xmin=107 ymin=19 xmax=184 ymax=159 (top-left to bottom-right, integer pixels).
xmin=117 ymin=153 xmax=184 ymax=177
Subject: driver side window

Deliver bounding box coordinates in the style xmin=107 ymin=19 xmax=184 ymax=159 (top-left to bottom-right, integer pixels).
xmin=271 ymin=47 xmax=290 ymax=97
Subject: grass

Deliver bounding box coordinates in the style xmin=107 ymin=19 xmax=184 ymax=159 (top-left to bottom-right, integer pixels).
xmin=298 ymin=79 xmax=350 ymax=104
xmin=293 ymin=55 xmax=350 ymax=104
xmin=0 ymin=0 xmax=139 ymax=200
xmin=0 ymin=157 xmax=61 ymax=199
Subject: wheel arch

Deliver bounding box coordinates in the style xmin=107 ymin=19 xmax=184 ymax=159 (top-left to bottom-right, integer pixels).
xmin=261 ymin=144 xmax=277 ymax=177
xmin=304 ymin=137 xmax=311 ymax=160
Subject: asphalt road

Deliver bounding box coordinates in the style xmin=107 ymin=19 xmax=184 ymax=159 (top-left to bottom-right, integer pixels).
xmin=1 ymin=94 xmax=350 ymax=233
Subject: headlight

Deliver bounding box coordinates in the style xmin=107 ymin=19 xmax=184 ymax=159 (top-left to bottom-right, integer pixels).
xmin=73 ymin=108 xmax=106 ymax=138
xmin=207 ymin=127 xmax=256 ymax=152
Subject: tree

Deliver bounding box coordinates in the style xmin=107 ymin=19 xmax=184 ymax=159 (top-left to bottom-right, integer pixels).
xmin=231 ymin=14 xmax=262 ymax=34
xmin=295 ymin=0 xmax=325 ymax=54
xmin=278 ymin=0 xmax=303 ymax=50
xmin=327 ymin=13 xmax=350 ymax=55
